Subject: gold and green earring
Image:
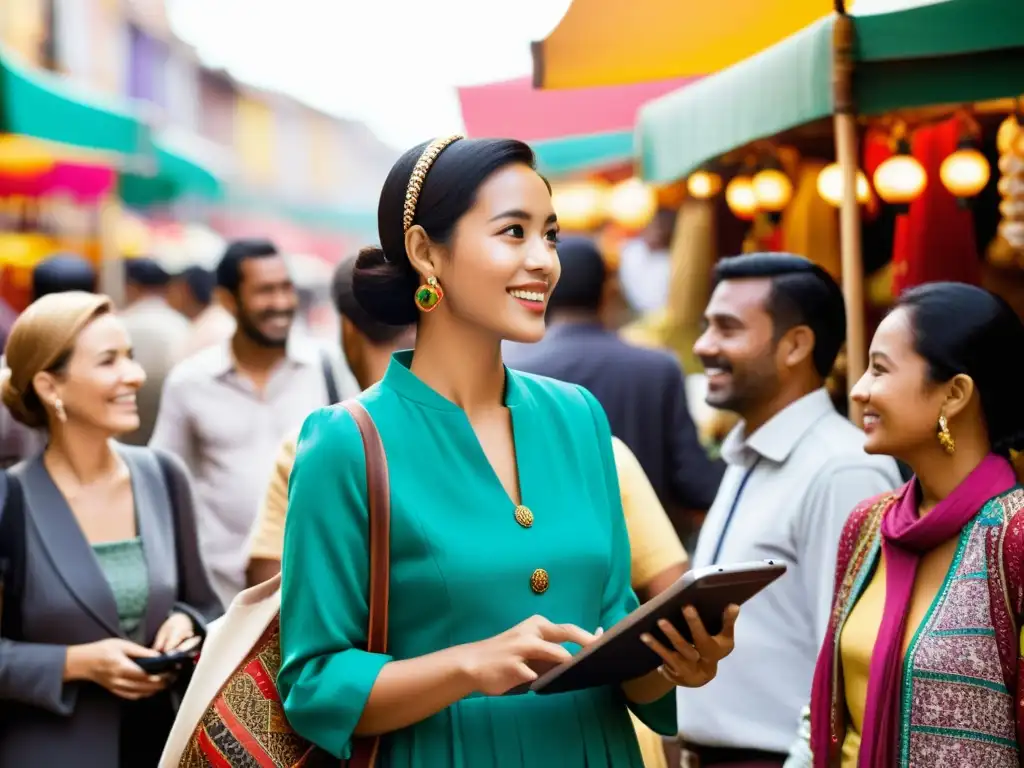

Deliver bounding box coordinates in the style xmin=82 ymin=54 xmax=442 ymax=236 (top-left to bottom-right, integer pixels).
xmin=414 ymin=276 xmax=443 ymax=312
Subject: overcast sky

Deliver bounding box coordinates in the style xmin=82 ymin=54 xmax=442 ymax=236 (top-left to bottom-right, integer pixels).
xmin=167 ymin=0 xmax=572 ymax=150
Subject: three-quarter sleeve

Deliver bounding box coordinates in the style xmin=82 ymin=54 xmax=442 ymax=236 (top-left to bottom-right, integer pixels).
xmin=579 ymin=387 xmax=678 ymax=737
xmin=277 ymin=406 xmax=393 ymax=759
xmin=0 ymin=640 xmax=78 ymax=715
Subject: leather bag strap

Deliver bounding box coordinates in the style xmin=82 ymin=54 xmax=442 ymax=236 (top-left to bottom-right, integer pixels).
xmin=341 ymin=400 xmax=390 ymax=768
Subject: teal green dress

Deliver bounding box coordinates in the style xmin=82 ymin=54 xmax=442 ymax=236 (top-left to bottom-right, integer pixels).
xmin=278 ymin=351 xmax=676 ymax=766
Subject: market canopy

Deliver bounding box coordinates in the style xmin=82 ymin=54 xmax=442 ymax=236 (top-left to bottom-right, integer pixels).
xmin=121 ymin=134 xmax=226 ymax=208
xmin=532 ymin=0 xmax=835 ymax=89
xmin=0 ymin=47 xmax=142 ymax=156
xmin=458 ymin=75 xmax=698 ymax=177
xmin=637 ymin=0 xmax=1024 ymax=182
xmin=530 ymin=131 xmax=636 ymax=177
xmin=458 ymin=75 xmax=696 ymax=141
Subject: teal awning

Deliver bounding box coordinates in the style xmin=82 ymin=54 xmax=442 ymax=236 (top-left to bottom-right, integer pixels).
xmin=638 ymin=0 xmax=1024 ymax=182
xmin=532 ymin=131 xmax=634 ymax=177
xmin=121 ymin=139 xmax=224 ymax=208
xmin=224 ymin=192 xmax=378 ymax=240
xmin=0 ymin=48 xmax=143 ymax=156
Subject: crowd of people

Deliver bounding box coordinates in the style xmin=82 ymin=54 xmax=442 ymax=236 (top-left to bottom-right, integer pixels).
xmin=1 ymin=135 xmax=1023 ymax=768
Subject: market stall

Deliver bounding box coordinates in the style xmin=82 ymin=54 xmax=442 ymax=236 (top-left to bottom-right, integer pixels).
xmin=634 ymin=0 xmax=1024 ymax=402
xmin=531 ymin=0 xmax=835 ymax=88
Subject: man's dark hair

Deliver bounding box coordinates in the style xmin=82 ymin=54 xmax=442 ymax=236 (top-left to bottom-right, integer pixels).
xmin=124 ymin=257 xmax=171 ymax=288
xmin=180 ymin=266 xmax=215 ymax=307
xmin=548 ymin=236 xmax=606 ymax=313
xmin=332 ymin=251 xmax=413 ymax=344
xmin=32 ymin=254 xmax=97 ymax=301
xmin=713 ymin=252 xmax=846 ymax=378
xmin=215 ymin=238 xmax=279 ymax=294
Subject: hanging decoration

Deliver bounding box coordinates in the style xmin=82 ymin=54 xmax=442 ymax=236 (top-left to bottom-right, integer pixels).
xmin=725 ymin=174 xmax=757 ymax=220
xmin=550 ymin=180 xmax=609 ymax=231
xmin=687 ymin=170 xmax=722 ymax=199
xmin=939 ymin=114 xmax=990 ymax=202
xmin=816 ymin=163 xmax=871 ymax=207
xmin=873 ymin=137 xmax=927 ymax=211
xmin=940 ymin=145 xmax=990 ymax=200
xmin=752 ymin=167 xmax=793 ymax=213
xmin=605 ymin=177 xmax=658 ymax=230
xmin=987 ymin=113 xmax=1024 ymax=267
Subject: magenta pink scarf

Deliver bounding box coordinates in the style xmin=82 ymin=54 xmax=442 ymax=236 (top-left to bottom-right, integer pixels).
xmin=810 ymin=454 xmax=1017 ymax=767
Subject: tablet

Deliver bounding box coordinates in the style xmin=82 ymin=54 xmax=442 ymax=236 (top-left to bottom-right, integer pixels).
xmin=530 ymin=560 xmax=787 ymax=695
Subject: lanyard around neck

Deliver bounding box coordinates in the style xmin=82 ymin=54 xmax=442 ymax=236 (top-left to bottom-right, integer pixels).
xmin=709 ymin=457 xmax=762 ymax=564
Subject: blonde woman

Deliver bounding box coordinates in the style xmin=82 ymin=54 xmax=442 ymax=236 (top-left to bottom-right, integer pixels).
xmin=0 ymin=292 xmax=220 ymax=766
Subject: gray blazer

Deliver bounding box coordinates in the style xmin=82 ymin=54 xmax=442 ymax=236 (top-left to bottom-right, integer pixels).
xmin=0 ymin=445 xmax=222 ymax=766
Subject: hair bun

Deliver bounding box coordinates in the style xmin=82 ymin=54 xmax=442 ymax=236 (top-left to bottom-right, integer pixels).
xmin=0 ymin=367 xmax=44 ymax=428
xmin=351 ymin=246 xmax=421 ymax=326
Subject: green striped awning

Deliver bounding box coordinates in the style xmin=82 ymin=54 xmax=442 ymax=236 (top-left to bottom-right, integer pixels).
xmin=637 ymin=0 xmax=1024 ymax=182
xmin=121 ymin=138 xmax=224 ymax=208
xmin=0 ymin=48 xmax=143 ymax=156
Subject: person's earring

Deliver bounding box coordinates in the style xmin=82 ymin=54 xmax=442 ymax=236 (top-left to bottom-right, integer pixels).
xmin=54 ymin=398 xmax=67 ymax=424
xmin=937 ymin=410 xmax=955 ymax=455
xmin=414 ymin=276 xmax=443 ymax=312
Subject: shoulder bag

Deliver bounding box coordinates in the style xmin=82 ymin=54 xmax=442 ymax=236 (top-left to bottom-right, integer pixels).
xmin=161 ymin=400 xmax=390 ymax=768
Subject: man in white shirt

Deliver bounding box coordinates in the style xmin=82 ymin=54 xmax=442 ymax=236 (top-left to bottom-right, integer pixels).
xmin=677 ymin=253 xmax=901 ymax=768
xmin=150 ymin=239 xmax=358 ymax=605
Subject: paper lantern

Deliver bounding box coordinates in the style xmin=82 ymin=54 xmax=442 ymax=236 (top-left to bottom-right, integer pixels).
xmin=873 ymin=153 xmax=926 ymax=205
xmin=940 ymin=147 xmax=990 ymax=199
xmin=725 ymin=176 xmax=757 ymax=220
xmin=605 ymin=178 xmax=658 ymax=230
xmin=752 ymin=168 xmax=793 ymax=212
xmin=551 ymin=181 xmax=608 ymax=231
xmin=816 ymin=163 xmax=871 ymax=207
xmin=687 ymin=171 xmax=722 ymax=199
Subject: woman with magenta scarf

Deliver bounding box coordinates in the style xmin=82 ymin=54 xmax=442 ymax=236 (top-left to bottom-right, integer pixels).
xmin=804 ymin=282 xmax=1024 ymax=767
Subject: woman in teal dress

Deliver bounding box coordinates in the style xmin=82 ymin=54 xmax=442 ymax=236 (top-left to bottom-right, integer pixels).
xmin=278 ymin=136 xmax=739 ymax=766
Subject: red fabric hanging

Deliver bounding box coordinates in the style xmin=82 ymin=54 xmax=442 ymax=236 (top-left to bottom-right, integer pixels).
xmin=891 ymin=118 xmax=980 ymax=295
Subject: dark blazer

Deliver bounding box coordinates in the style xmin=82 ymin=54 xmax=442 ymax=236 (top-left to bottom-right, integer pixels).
xmin=504 ymin=323 xmax=725 ymax=521
xmin=0 ymin=445 xmax=222 ymax=767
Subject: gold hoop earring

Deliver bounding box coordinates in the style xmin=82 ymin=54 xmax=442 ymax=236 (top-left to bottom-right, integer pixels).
xmin=54 ymin=398 xmax=67 ymax=424
xmin=414 ymin=276 xmax=443 ymax=313
xmin=937 ymin=412 xmax=955 ymax=455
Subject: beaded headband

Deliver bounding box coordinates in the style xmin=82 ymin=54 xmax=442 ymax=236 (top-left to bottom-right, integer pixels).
xmin=402 ymin=134 xmax=464 ymax=234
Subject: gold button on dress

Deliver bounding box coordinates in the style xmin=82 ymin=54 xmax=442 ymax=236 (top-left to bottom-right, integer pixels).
xmin=514 ymin=505 xmax=534 ymax=528
xmin=530 ymin=568 xmax=549 ymax=594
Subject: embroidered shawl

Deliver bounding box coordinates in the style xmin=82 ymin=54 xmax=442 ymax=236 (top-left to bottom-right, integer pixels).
xmin=813 ymin=487 xmax=1024 ymax=767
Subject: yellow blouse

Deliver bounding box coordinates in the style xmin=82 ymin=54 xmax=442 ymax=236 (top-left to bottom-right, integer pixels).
xmin=838 ymin=540 xmax=957 ymax=767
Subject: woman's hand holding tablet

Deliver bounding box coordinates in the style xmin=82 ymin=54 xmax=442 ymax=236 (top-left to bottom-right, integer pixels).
xmin=531 ymin=560 xmax=787 ymax=695
xmin=641 ymin=604 xmax=739 ymax=688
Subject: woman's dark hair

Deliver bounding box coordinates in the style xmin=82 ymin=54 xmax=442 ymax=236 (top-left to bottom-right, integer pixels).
xmin=353 ymin=137 xmax=537 ymax=325
xmin=895 ymin=282 xmax=1024 ymax=457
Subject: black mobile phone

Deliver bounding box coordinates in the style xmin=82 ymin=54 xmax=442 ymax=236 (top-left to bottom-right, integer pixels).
xmin=134 ymin=645 xmax=201 ymax=674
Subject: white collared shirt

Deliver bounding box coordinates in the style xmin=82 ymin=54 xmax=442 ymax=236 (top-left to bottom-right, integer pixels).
xmin=677 ymin=389 xmax=902 ymax=753
xmin=149 ymin=334 xmax=358 ymax=601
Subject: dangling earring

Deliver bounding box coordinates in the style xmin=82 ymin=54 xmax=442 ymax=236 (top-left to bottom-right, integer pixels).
xmin=937 ymin=411 xmax=956 ymax=455
xmin=53 ymin=398 xmax=67 ymax=424
xmin=414 ymin=276 xmax=443 ymax=312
